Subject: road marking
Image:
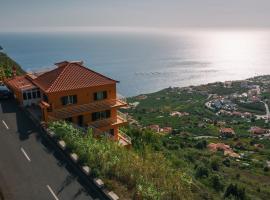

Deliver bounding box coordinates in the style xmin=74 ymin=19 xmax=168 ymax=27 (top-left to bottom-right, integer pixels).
xmin=46 ymin=185 xmax=59 ymax=200
xmin=2 ymin=120 xmax=9 ymax=130
xmin=20 ymin=147 xmax=31 ymax=162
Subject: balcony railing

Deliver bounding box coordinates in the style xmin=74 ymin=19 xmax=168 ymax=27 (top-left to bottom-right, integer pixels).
xmin=89 ymin=111 xmax=128 ymax=129
xmin=118 ymin=130 xmax=132 ymax=144
xmin=48 ymin=96 xmax=127 ymax=119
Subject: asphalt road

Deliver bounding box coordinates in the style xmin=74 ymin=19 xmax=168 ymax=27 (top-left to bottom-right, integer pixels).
xmin=0 ymin=99 xmax=102 ymax=200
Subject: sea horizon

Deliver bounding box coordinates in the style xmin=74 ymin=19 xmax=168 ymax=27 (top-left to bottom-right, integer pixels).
xmin=1 ymin=28 xmax=270 ymax=97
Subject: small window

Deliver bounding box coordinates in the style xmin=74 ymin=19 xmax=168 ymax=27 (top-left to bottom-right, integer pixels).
xmin=32 ymin=91 xmax=37 ymax=99
xmin=27 ymin=92 xmax=32 ymax=99
xmin=37 ymin=90 xmax=41 ymax=98
xmin=61 ymin=95 xmax=77 ymax=105
xmin=94 ymin=91 xmax=107 ymax=101
xmin=23 ymin=92 xmax=27 ymax=100
xmin=109 ymin=129 xmax=114 ymax=136
xmin=91 ymin=110 xmax=111 ymax=121
xmin=43 ymin=94 xmax=48 ymax=102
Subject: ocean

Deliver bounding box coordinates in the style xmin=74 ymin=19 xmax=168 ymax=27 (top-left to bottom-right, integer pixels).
xmin=1 ymin=30 xmax=270 ymax=97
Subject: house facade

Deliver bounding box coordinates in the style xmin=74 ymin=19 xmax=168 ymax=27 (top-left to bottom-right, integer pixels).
xmin=5 ymin=61 xmax=130 ymax=145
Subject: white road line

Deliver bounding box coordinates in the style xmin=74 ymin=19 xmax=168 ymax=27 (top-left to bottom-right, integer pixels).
xmin=20 ymin=147 xmax=31 ymax=162
xmin=46 ymin=185 xmax=59 ymax=200
xmin=2 ymin=120 xmax=9 ymax=130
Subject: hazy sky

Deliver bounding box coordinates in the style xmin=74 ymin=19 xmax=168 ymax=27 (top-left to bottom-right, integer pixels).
xmin=1 ymin=0 xmax=270 ymax=31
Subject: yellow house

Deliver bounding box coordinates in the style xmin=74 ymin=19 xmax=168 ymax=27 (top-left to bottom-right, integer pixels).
xmin=5 ymin=61 xmax=130 ymax=146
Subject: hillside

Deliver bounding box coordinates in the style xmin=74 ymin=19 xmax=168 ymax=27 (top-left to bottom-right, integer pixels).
xmin=125 ymin=76 xmax=270 ymax=199
xmin=0 ymin=51 xmax=25 ymax=81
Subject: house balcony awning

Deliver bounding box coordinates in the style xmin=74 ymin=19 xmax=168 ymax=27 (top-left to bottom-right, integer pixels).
xmin=48 ymin=98 xmax=127 ymax=119
xmin=87 ymin=113 xmax=128 ymax=130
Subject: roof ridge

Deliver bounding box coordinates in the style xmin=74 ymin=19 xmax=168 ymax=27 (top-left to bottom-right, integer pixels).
xmin=46 ymin=63 xmax=70 ymax=92
xmin=78 ymin=63 xmax=119 ymax=83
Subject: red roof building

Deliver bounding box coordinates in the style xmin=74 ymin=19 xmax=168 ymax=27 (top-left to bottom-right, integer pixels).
xmin=5 ymin=61 xmax=130 ymax=146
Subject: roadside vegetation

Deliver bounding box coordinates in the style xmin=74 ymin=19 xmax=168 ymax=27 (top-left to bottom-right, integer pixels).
xmin=0 ymin=50 xmax=24 ymax=80
xmin=49 ymin=121 xmax=196 ymax=200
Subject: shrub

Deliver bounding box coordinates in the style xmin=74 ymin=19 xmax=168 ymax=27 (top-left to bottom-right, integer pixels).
xmin=209 ymin=174 xmax=224 ymax=192
xmin=224 ymin=183 xmax=246 ymax=200
xmin=263 ymin=166 xmax=269 ymax=172
xmin=194 ymin=140 xmax=207 ymax=149
xmin=195 ymin=165 xmax=209 ymax=178
xmin=210 ymin=157 xmax=220 ymax=171
xmin=223 ymin=158 xmax=231 ymax=167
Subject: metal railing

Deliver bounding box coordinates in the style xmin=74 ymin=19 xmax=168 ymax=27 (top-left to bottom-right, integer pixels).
xmin=117 ymin=110 xmax=128 ymax=121
xmin=117 ymin=93 xmax=127 ymax=104
xmin=118 ymin=130 xmax=132 ymax=144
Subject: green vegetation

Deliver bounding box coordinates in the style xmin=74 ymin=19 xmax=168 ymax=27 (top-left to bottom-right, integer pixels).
xmin=49 ymin=120 xmax=270 ymax=199
xmin=127 ymin=127 xmax=270 ymax=199
xmin=49 ymin=121 xmax=195 ymax=200
xmin=125 ymin=77 xmax=270 ymax=199
xmin=0 ymin=51 xmax=24 ymax=80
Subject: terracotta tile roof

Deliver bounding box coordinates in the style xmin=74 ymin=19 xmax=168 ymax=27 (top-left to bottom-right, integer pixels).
xmin=5 ymin=75 xmax=36 ymax=91
xmin=32 ymin=61 xmax=118 ymax=93
xmin=220 ymin=128 xmax=235 ymax=135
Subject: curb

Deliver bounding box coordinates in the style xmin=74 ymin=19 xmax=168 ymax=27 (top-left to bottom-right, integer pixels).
xmin=46 ymin=128 xmax=120 ymax=200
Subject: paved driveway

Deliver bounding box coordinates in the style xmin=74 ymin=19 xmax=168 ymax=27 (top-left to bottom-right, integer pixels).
xmin=0 ymin=99 xmax=102 ymax=200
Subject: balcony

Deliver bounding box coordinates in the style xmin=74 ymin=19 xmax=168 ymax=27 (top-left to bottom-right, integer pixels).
xmin=88 ymin=125 xmax=131 ymax=147
xmin=118 ymin=130 xmax=132 ymax=146
xmin=88 ymin=111 xmax=128 ymax=129
xmin=48 ymin=94 xmax=127 ymax=119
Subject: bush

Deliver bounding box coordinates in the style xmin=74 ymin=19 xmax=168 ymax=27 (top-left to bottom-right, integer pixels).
xmin=263 ymin=166 xmax=269 ymax=172
xmin=224 ymin=183 xmax=246 ymax=200
xmin=194 ymin=140 xmax=207 ymax=149
xmin=209 ymin=174 xmax=224 ymax=192
xmin=210 ymin=157 xmax=220 ymax=171
xmin=223 ymin=158 xmax=231 ymax=167
xmin=195 ymin=165 xmax=209 ymax=178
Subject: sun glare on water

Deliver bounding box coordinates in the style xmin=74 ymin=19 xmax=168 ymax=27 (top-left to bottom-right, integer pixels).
xmin=192 ymin=30 xmax=270 ymax=80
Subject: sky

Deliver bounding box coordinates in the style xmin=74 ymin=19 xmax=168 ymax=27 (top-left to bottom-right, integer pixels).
xmin=1 ymin=0 xmax=270 ymax=31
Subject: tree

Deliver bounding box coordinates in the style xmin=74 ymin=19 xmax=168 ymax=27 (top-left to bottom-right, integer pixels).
xmin=0 ymin=46 xmax=3 ymax=51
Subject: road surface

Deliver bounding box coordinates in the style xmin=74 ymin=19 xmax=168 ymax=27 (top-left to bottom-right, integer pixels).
xmin=0 ymin=99 xmax=103 ymax=200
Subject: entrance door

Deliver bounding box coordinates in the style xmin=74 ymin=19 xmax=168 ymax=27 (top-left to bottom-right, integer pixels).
xmin=78 ymin=115 xmax=83 ymax=127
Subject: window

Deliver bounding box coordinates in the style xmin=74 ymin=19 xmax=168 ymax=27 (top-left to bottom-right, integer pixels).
xmin=31 ymin=89 xmax=40 ymax=99
xmin=32 ymin=90 xmax=37 ymax=99
xmin=23 ymin=92 xmax=27 ymax=100
xmin=27 ymin=92 xmax=32 ymax=99
xmin=109 ymin=129 xmax=114 ymax=136
xmin=43 ymin=94 xmax=48 ymax=102
xmin=94 ymin=91 xmax=107 ymax=101
xmin=92 ymin=110 xmax=111 ymax=121
xmin=61 ymin=95 xmax=77 ymax=105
